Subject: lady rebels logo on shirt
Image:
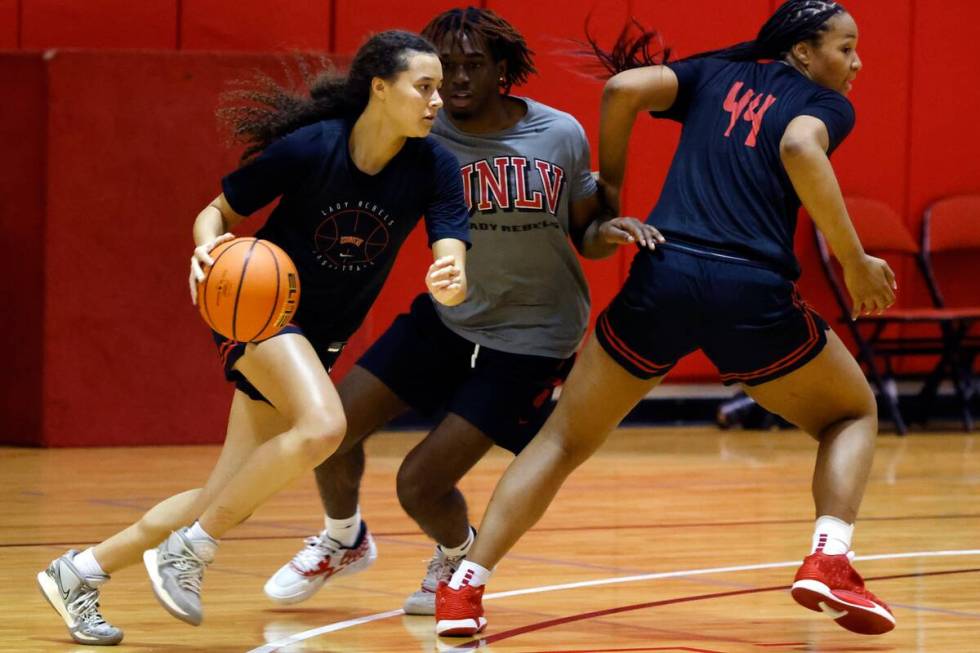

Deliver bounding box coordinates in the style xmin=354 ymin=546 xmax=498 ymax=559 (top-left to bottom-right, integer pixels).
xmin=312 ymin=200 xmax=395 ymax=272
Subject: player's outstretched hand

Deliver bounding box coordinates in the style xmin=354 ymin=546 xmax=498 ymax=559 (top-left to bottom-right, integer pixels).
xmin=843 ymin=253 xmax=897 ymax=320
xmin=189 ymin=232 xmax=235 ymax=305
xmin=599 ymin=217 xmax=666 ymax=251
xmin=427 ymin=255 xmax=466 ymax=307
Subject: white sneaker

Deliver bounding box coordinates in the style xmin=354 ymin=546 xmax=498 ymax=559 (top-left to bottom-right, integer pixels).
xmin=264 ymin=521 xmax=377 ymax=604
xmin=143 ymin=528 xmax=213 ymax=626
xmin=403 ymin=545 xmax=465 ymax=616
xmin=37 ymin=550 xmax=124 ymax=645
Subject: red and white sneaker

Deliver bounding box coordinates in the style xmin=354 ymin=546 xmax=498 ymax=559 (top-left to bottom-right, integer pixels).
xmin=435 ymin=581 xmax=487 ymax=637
xmin=791 ymin=552 xmax=895 ymax=635
xmin=263 ymin=521 xmax=377 ymax=604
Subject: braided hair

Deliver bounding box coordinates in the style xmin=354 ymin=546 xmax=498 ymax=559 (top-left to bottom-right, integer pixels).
xmin=219 ymin=30 xmax=437 ymax=162
xmin=589 ymin=0 xmax=846 ymax=77
xmin=421 ymin=6 xmax=537 ymax=94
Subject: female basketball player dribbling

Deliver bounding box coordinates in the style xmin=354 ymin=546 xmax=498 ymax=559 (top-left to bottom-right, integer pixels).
xmin=437 ymin=0 xmax=898 ymax=638
xmin=37 ymin=30 xmax=469 ymax=645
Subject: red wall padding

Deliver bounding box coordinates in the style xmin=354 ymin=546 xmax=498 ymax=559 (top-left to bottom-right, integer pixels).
xmin=37 ymin=51 xmax=286 ymax=446
xmin=334 ymin=0 xmax=461 ymax=52
xmin=179 ymin=0 xmax=330 ymax=51
xmin=0 ymin=54 xmax=45 ymax=446
xmin=20 ymin=0 xmax=178 ymax=50
xmin=3 ymin=2 xmax=980 ymax=446
xmin=906 ymin=2 xmax=980 ymax=309
xmin=0 ymin=0 xmax=16 ymax=48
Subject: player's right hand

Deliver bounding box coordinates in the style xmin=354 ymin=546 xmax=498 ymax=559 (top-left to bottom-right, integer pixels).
xmin=842 ymin=253 xmax=897 ymax=320
xmin=189 ymin=232 xmax=235 ymax=305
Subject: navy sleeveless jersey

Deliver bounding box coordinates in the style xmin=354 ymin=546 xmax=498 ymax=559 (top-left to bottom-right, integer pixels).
xmin=221 ymin=119 xmax=470 ymax=343
xmin=648 ymin=59 xmax=855 ymax=278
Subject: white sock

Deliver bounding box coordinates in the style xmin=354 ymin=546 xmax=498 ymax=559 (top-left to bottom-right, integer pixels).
xmin=186 ymin=521 xmax=219 ymax=561
xmin=72 ymin=548 xmax=108 ymax=584
xmin=811 ymin=515 xmax=854 ymax=555
xmin=439 ymin=526 xmax=476 ymax=558
xmin=326 ymin=507 xmax=361 ymax=547
xmin=448 ymin=560 xmax=491 ymax=589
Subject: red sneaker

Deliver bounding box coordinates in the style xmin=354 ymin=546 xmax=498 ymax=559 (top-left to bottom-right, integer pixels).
xmin=791 ymin=552 xmax=896 ymax=635
xmin=435 ymin=581 xmax=488 ymax=637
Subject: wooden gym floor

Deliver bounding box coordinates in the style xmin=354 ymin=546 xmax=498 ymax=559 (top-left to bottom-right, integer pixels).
xmin=2 ymin=427 xmax=978 ymax=652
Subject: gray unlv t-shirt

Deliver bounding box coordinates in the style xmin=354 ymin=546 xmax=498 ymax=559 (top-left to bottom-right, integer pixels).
xmin=430 ymin=97 xmax=597 ymax=359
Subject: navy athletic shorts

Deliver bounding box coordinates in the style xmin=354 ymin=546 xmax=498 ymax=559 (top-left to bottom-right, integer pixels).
xmin=595 ymin=242 xmax=829 ymax=386
xmin=357 ymin=293 xmax=574 ymax=453
xmin=212 ymin=325 xmax=345 ymax=404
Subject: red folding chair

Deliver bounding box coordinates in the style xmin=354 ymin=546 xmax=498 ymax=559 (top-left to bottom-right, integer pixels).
xmin=813 ymin=197 xmax=980 ymax=433
xmin=921 ymin=194 xmax=980 ymax=427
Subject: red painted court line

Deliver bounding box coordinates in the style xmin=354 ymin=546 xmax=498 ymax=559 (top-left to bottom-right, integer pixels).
xmin=460 ymin=584 xmax=788 ymax=649
xmin=754 ymin=645 xmax=807 ymax=648
xmin=456 ymin=568 xmax=980 ymax=650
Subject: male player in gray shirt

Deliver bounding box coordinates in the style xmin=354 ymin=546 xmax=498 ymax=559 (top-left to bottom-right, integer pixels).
xmin=264 ymin=7 xmax=663 ymax=615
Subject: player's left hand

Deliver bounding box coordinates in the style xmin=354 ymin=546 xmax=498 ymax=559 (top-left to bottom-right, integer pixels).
xmin=427 ymin=255 xmax=466 ymax=306
xmin=599 ymin=217 xmax=666 ymax=251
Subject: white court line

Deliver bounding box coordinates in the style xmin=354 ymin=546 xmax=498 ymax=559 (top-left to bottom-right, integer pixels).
xmin=247 ymin=549 xmax=980 ymax=653
xmin=250 ymin=609 xmax=406 ymax=653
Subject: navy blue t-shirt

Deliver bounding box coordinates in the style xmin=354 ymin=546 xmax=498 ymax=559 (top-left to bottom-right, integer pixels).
xmin=221 ymin=119 xmax=470 ymax=343
xmin=648 ymin=59 xmax=855 ymax=278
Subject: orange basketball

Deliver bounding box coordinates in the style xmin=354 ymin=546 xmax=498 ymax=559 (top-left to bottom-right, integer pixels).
xmin=197 ymin=237 xmax=300 ymax=342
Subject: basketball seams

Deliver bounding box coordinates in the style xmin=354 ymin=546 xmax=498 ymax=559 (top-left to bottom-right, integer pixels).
xmin=199 ymin=237 xmax=297 ymax=343
xmin=201 ymin=238 xmax=253 ymax=338
xmin=251 ymin=241 xmax=283 ymax=342
xmin=231 ymin=239 xmax=260 ymax=341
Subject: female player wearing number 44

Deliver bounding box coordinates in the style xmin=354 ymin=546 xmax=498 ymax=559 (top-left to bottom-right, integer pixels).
xmin=436 ymin=0 xmax=898 ymax=639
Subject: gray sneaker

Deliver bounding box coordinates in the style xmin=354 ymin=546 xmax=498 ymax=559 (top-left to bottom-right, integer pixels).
xmin=143 ymin=529 xmax=214 ymax=626
xmin=402 ymin=545 xmax=465 ymax=616
xmin=36 ymin=550 xmax=123 ymax=646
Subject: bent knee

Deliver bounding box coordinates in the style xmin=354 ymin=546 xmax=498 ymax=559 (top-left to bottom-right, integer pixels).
xmin=395 ymin=463 xmax=443 ymax=514
xmin=294 ymin=410 xmax=347 ymax=463
xmin=812 ymin=385 xmax=878 ymax=438
xmin=545 ymin=428 xmax=605 ymax=467
xmin=836 ymin=380 xmax=877 ymax=422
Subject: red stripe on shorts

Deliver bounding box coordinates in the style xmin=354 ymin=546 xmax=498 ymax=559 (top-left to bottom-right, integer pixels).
xmin=719 ymin=288 xmax=820 ymax=383
xmin=598 ymin=312 xmax=672 ymax=376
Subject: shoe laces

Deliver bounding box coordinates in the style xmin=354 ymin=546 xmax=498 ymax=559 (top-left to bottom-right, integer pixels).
xmin=423 ymin=548 xmax=463 ymax=590
xmin=69 ymin=586 xmax=109 ymax=627
xmin=291 ymin=531 xmax=342 ymax=573
xmin=160 ymin=544 xmax=208 ymax=595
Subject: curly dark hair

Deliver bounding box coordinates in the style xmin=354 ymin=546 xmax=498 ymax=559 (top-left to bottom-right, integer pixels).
xmin=421 ymin=6 xmax=536 ymax=94
xmin=218 ymin=30 xmax=437 ymax=162
xmin=588 ymin=0 xmax=846 ymax=77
